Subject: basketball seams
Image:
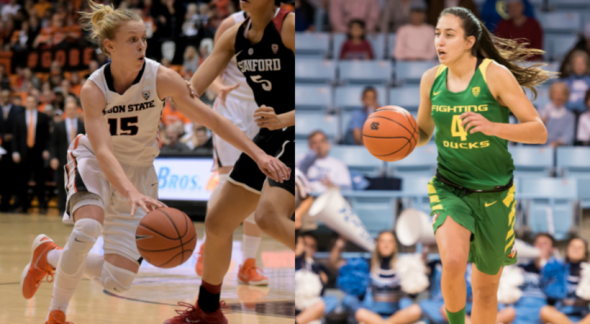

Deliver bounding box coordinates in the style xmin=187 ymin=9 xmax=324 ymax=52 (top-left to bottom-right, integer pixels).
xmin=157 ymin=209 xmax=186 ymax=264
xmin=137 ymin=234 xmax=196 ymax=252
xmin=152 ymin=250 xmax=194 ymax=268
xmin=371 ymin=137 xmax=412 ymax=157
xmin=366 ymin=115 xmax=415 ymax=139
xmin=137 ymin=223 xmax=178 ymax=240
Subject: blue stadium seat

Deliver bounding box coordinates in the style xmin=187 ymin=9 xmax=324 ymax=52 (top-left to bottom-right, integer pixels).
xmin=388 ymin=145 xmax=438 ymax=178
xmin=528 ymin=85 xmax=550 ymax=109
xmin=334 ymin=85 xmax=387 ymax=110
xmin=508 ymin=146 xmax=554 ymax=178
xmin=389 ymin=87 xmax=421 ymax=111
xmin=519 ymin=178 xmax=578 ymax=240
xmin=347 ymin=193 xmax=397 ymax=237
xmin=332 ymin=33 xmax=346 ymax=60
xmin=538 ymin=12 xmax=582 ymax=33
xmin=330 ymin=145 xmax=385 ymax=177
xmin=295 ymin=85 xmax=332 ymax=110
xmin=295 ymin=59 xmax=336 ymax=84
xmin=577 ymin=179 xmax=590 ymax=209
xmin=548 ymin=0 xmax=590 ymax=11
xmin=295 ymin=33 xmax=330 ymax=58
xmin=332 ymin=33 xmax=386 ymax=60
xmin=395 ymin=61 xmax=438 ymax=85
xmin=557 ymin=147 xmax=590 ymax=178
xmin=388 ymin=33 xmax=396 ymax=59
xmin=339 ymin=61 xmax=393 ymax=85
xmin=544 ymin=34 xmax=579 ymax=61
xmin=400 ymin=177 xmax=433 ymax=215
xmin=295 ymin=112 xmax=339 ymax=140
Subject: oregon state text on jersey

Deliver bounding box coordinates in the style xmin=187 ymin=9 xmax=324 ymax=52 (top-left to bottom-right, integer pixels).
xmin=80 ymin=58 xmax=165 ymax=166
xmin=235 ymin=8 xmax=294 ymax=138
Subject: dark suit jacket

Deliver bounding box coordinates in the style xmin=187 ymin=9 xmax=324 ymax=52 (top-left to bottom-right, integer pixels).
xmin=12 ymin=110 xmax=51 ymax=162
xmin=0 ymin=104 xmax=25 ymax=153
xmin=50 ymin=118 xmax=85 ymax=166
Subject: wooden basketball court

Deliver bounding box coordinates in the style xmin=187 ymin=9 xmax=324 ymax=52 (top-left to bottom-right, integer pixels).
xmin=0 ymin=213 xmax=295 ymax=324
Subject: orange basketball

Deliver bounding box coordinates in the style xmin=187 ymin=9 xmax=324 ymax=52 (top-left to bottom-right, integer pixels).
xmin=362 ymin=106 xmax=419 ymax=162
xmin=136 ymin=207 xmax=197 ymax=268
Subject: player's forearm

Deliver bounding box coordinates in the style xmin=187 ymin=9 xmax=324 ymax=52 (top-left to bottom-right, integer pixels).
xmin=417 ymin=128 xmax=432 ymax=147
xmin=492 ymin=120 xmax=548 ymax=144
xmin=209 ymin=113 xmax=266 ymax=162
xmin=278 ymin=110 xmax=295 ymax=128
xmin=94 ymin=148 xmax=138 ymax=199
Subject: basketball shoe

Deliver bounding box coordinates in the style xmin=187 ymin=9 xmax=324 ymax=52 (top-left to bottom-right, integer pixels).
xmin=164 ymin=301 xmax=228 ymax=324
xmin=195 ymin=243 xmax=204 ymax=277
xmin=46 ymin=310 xmax=73 ymax=324
xmin=21 ymin=234 xmax=61 ymax=299
xmin=237 ymin=258 xmax=269 ymax=286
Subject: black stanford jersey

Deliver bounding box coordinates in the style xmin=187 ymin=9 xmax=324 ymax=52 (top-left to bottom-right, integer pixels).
xmin=235 ymin=8 xmax=294 ymax=138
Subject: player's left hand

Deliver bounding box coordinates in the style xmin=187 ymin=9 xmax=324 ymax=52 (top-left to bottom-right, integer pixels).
xmin=254 ymin=105 xmax=284 ymax=130
xmin=185 ymin=80 xmax=198 ymax=98
xmin=460 ymin=112 xmax=498 ymax=136
xmin=255 ymin=153 xmax=291 ymax=184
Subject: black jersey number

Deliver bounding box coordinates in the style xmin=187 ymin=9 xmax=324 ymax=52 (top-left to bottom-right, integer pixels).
xmin=250 ymin=75 xmax=272 ymax=91
xmin=108 ymin=117 xmax=139 ymax=136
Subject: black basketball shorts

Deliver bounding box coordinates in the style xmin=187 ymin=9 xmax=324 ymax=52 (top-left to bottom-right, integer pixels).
xmin=228 ymin=132 xmax=294 ymax=195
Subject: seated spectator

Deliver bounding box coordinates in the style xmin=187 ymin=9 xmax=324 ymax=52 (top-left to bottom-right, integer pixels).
xmin=427 ymin=0 xmax=478 ymax=26
xmin=496 ymin=233 xmax=554 ymax=324
xmin=33 ymin=14 xmax=68 ymax=49
xmin=0 ymin=64 xmax=12 ymax=90
xmin=296 ymin=130 xmax=352 ymax=192
xmin=494 ymin=0 xmax=543 ymax=61
xmin=344 ymin=86 xmax=379 ymax=145
xmin=83 ymin=60 xmax=99 ymax=79
xmin=63 ymin=15 xmax=82 ymax=43
xmin=10 ymin=20 xmax=31 ymax=52
xmin=393 ymin=1 xmax=436 ymax=61
xmin=539 ymin=238 xmax=590 ymax=324
xmin=68 ymin=72 xmax=82 ymax=97
xmin=562 ymin=50 xmax=590 ymax=113
xmin=480 ymin=0 xmax=535 ymax=33
xmin=185 ymin=125 xmax=213 ymax=153
xmin=18 ymin=67 xmax=39 ymax=92
xmin=541 ymin=82 xmax=575 ymax=147
xmin=182 ymin=3 xmax=201 ymax=37
xmin=339 ymin=20 xmax=374 ymax=60
xmin=2 ymin=0 xmax=21 ymax=22
xmin=183 ymin=46 xmax=200 ymax=78
xmin=331 ymin=232 xmax=422 ymax=324
xmin=38 ymin=88 xmax=54 ymax=112
xmin=380 ymin=0 xmax=413 ymax=34
xmin=295 ymin=0 xmax=315 ymax=32
xmin=577 ymin=90 xmax=590 ymax=145
xmin=161 ymin=98 xmax=190 ymax=127
xmin=329 ymin=0 xmax=379 ymax=33
xmin=32 ymin=0 xmax=52 ymax=19
xmin=161 ymin=125 xmax=190 ymax=154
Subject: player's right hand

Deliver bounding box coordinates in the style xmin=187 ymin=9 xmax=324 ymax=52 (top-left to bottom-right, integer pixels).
xmin=127 ymin=190 xmax=167 ymax=217
xmin=218 ymin=84 xmax=239 ymax=106
xmin=255 ymin=154 xmax=291 ymax=184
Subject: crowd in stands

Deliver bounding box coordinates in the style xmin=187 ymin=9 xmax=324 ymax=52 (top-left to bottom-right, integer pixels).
xmin=0 ymin=0 xmax=247 ymax=214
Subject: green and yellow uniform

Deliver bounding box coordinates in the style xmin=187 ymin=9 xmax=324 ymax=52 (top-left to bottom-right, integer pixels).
xmin=428 ymin=58 xmax=517 ymax=275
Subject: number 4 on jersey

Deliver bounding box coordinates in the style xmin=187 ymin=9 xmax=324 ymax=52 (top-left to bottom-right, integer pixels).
xmin=451 ymin=115 xmax=468 ymax=141
xmin=250 ymin=75 xmax=272 ymax=91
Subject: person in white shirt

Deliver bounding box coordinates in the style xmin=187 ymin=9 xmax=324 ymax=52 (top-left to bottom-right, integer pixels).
xmin=577 ymin=89 xmax=590 ymax=145
xmin=1 ymin=0 xmax=20 ymax=22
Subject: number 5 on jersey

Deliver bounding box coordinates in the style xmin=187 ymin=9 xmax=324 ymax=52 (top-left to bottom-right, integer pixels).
xmin=250 ymin=75 xmax=272 ymax=91
xmin=108 ymin=117 xmax=139 ymax=136
xmin=451 ymin=115 xmax=468 ymax=141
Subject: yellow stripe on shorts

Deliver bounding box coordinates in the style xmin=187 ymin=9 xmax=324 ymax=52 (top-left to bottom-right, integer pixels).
xmin=508 ymin=203 xmax=516 ymax=227
xmin=503 ymin=185 xmax=515 ymax=207
xmin=432 ymin=204 xmax=443 ymax=211
xmin=505 ymin=235 xmax=515 ymax=252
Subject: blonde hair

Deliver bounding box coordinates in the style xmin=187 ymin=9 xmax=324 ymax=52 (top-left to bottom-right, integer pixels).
xmin=79 ymin=0 xmax=142 ymax=56
xmin=370 ymin=231 xmax=398 ymax=273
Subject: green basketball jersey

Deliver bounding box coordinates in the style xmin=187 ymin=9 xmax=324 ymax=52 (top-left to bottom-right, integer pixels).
xmin=430 ymin=58 xmax=514 ymax=190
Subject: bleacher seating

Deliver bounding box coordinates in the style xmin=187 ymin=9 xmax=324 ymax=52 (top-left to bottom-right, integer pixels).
xmin=345 ymin=192 xmax=397 ymax=237
xmin=295 ymin=111 xmax=339 ymax=140
xmin=544 ymin=34 xmax=578 ymax=62
xmin=295 ymin=59 xmax=336 ymax=84
xmin=295 ymin=85 xmax=332 ymax=111
xmin=400 ymin=177 xmax=433 ymax=215
xmin=389 ymin=87 xmax=421 ymax=111
xmin=388 ymin=145 xmax=438 ymax=178
xmin=330 ymin=145 xmax=385 ymax=177
xmin=557 ymin=147 xmax=590 ymax=178
xmin=508 ymin=146 xmax=554 ymax=178
xmin=339 ymin=61 xmax=392 ymax=85
xmin=295 ymin=33 xmax=330 ymax=58
xmin=332 ymin=33 xmax=387 ymax=60
xmin=334 ymin=85 xmax=388 ymax=110
xmin=395 ymin=61 xmax=438 ymax=85
xmin=537 ymin=12 xmax=582 ymax=34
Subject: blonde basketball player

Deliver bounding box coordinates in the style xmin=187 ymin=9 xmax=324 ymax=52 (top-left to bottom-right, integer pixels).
xmin=19 ymin=2 xmax=289 ymax=324
xmin=195 ymin=10 xmax=269 ymax=287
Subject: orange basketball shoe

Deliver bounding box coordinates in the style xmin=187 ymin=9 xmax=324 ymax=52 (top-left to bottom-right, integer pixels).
xmin=195 ymin=243 xmax=205 ymax=277
xmin=21 ymin=234 xmax=61 ymax=299
xmin=164 ymin=301 xmax=227 ymax=324
xmin=237 ymin=258 xmax=269 ymax=286
xmin=46 ymin=310 xmax=73 ymax=324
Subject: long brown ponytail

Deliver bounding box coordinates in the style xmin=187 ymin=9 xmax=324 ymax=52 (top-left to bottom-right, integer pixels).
xmin=439 ymin=7 xmax=557 ymax=99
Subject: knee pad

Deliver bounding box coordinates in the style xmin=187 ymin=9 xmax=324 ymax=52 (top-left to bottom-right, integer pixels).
xmin=100 ymin=261 xmax=136 ymax=294
xmin=60 ymin=218 xmax=102 ymax=276
xmin=245 ymin=212 xmax=256 ymax=224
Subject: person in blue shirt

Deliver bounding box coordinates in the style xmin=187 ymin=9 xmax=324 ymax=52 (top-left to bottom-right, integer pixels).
xmin=480 ymin=0 xmax=535 ymax=33
xmin=344 ymin=86 xmax=379 ymax=145
xmin=540 ymin=237 xmax=590 ymax=324
xmin=561 ymin=50 xmax=590 ymax=114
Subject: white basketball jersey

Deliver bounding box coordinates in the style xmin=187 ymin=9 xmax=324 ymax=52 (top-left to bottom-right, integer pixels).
xmin=81 ymin=58 xmax=164 ymax=166
xmin=222 ymin=11 xmax=255 ymax=102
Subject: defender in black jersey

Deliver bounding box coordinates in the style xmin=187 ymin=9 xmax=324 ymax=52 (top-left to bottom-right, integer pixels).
xmin=165 ymin=1 xmax=294 ymax=323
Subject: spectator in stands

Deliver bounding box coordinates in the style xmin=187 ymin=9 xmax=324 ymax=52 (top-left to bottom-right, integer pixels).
xmin=339 ymin=19 xmax=374 ymax=60
xmin=185 ymin=124 xmax=213 ymax=153
xmin=183 ymin=45 xmax=199 ymax=78
xmin=32 ymin=0 xmax=52 ymax=19
xmin=427 ymin=0 xmax=479 ymax=27
xmin=380 ymin=0 xmax=412 ymax=34
xmin=393 ymin=1 xmax=436 ymax=61
xmin=68 ymin=72 xmax=82 ymax=97
xmin=2 ymin=0 xmax=20 ymax=22
xmin=297 ymin=130 xmax=352 ymax=192
xmin=19 ymin=67 xmax=40 ymax=92
xmin=182 ymin=3 xmax=201 ymax=37
xmin=344 ymin=86 xmax=378 ymax=145
xmin=558 ymin=24 xmax=590 ymax=78
xmin=39 ymin=88 xmax=54 ymax=112
xmin=295 ymin=0 xmax=315 ymax=32
xmin=295 ymin=232 xmax=335 ymax=324
xmin=11 ymin=20 xmax=31 ymax=52
xmin=481 ymin=0 xmax=534 ymax=33
xmin=28 ymin=14 xmax=40 ymax=40
xmin=331 ymin=232 xmax=422 ymax=324
xmin=541 ymin=82 xmax=575 ymax=147
xmin=12 ymin=94 xmax=51 ymax=213
xmin=329 ymin=0 xmax=379 ymax=33
xmin=161 ymin=125 xmax=190 ymax=154
xmin=50 ymin=97 xmax=84 ymax=215
xmin=496 ymin=233 xmax=554 ymax=324
xmin=562 ymin=50 xmax=590 ymax=113
xmin=0 ymin=88 xmax=24 ymax=212
xmin=494 ymin=0 xmax=543 ymax=61
xmin=0 ymin=64 xmax=11 ymax=90
xmin=577 ymin=90 xmax=590 ymax=146
xmin=83 ymin=60 xmax=99 ymax=79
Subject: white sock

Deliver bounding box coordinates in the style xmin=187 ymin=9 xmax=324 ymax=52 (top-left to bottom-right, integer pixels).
xmin=242 ymin=235 xmax=261 ymax=261
xmin=47 ymin=249 xmax=62 ymax=269
xmin=47 ymin=249 xmax=105 ymax=279
xmin=48 ymin=219 xmax=102 ymax=316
